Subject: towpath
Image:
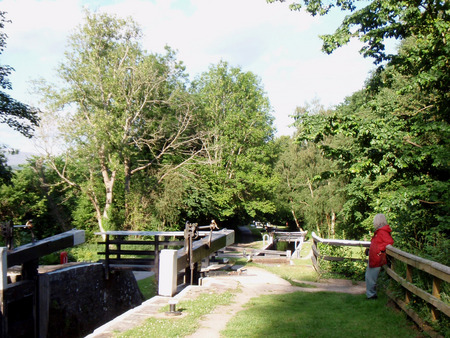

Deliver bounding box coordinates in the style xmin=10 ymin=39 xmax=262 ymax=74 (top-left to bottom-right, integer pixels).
xmin=87 ymin=265 xmax=365 ymax=337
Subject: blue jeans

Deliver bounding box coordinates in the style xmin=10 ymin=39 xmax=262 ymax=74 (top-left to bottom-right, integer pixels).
xmin=365 ymin=266 xmax=381 ymax=298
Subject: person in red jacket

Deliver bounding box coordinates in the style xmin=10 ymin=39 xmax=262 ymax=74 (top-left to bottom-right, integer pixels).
xmin=365 ymin=213 xmax=394 ymax=299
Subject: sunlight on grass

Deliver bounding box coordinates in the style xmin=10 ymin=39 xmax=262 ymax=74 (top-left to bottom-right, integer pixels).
xmin=256 ymin=262 xmax=319 ymax=283
xmin=222 ymin=292 xmax=420 ymax=338
xmin=228 ymin=240 xmax=319 ymax=284
xmin=118 ymin=290 xmax=236 ymax=337
xmin=137 ymin=276 xmax=157 ymax=300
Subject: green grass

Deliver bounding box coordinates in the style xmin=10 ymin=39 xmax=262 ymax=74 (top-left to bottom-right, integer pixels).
xmin=222 ymin=293 xmax=421 ymax=338
xmin=228 ymin=240 xmax=319 ymax=284
xmin=118 ymin=290 xmax=236 ymax=337
xmin=120 ymin=240 xmax=423 ymax=338
xmin=254 ymin=260 xmax=319 ymax=283
xmin=137 ymin=276 xmax=158 ymax=300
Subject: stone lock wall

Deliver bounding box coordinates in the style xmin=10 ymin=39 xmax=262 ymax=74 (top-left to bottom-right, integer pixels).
xmin=46 ymin=263 xmax=143 ymax=338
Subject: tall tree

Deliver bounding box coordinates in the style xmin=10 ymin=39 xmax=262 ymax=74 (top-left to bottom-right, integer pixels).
xmin=273 ymin=0 xmax=449 ymax=257
xmin=0 ymin=11 xmax=40 ymax=138
xmin=277 ymin=101 xmax=346 ymax=236
xmin=39 ymin=11 xmax=201 ymax=233
xmin=0 ymin=11 xmax=40 ymax=184
xmin=190 ymin=61 xmax=277 ymax=224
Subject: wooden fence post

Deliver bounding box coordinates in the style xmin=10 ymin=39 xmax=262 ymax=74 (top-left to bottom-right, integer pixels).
xmin=431 ymin=277 xmax=441 ymax=321
xmin=0 ymin=248 xmax=7 ymax=290
xmin=154 ymin=236 xmax=160 ymax=281
xmin=105 ymin=234 xmax=110 ymax=279
xmin=38 ymin=274 xmax=50 ymax=337
xmin=405 ymin=264 xmax=413 ymax=305
xmin=0 ymin=247 xmax=7 ymax=337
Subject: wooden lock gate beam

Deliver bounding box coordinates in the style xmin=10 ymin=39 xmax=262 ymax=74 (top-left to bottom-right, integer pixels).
xmin=159 ymin=229 xmax=235 ymax=297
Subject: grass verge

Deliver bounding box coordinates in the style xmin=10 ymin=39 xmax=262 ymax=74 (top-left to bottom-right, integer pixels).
xmin=221 ymin=292 xmax=422 ymax=338
xmin=118 ymin=290 xmax=236 ymax=337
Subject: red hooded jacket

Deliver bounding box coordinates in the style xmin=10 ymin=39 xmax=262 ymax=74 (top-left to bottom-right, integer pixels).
xmin=369 ymin=225 xmax=394 ymax=268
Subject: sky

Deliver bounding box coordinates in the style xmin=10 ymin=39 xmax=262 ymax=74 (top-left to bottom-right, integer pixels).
xmin=0 ymin=0 xmax=377 ymax=156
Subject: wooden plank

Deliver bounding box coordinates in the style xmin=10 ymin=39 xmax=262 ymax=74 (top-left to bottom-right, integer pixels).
xmin=386 ymin=290 xmax=440 ymax=338
xmin=321 ymin=255 xmax=365 ymax=263
xmin=311 ymin=232 xmax=370 ymax=247
xmin=387 ymin=246 xmax=450 ymax=282
xmin=98 ymin=239 xmax=184 ymax=246
xmin=108 ymin=264 xmax=154 ymax=271
xmin=176 ymin=230 xmax=234 ymax=272
xmin=104 ymin=258 xmax=155 ymax=266
xmin=0 ymin=248 xmax=7 ymax=291
xmin=431 ymin=277 xmax=441 ymax=321
xmin=2 ymin=280 xmax=35 ymax=302
xmin=311 ymin=254 xmax=321 ymax=273
xmin=311 ymin=243 xmax=321 ymax=258
xmin=0 ymin=289 xmax=8 ymax=337
xmin=7 ymin=230 xmax=85 ymax=267
xmin=96 ymin=230 xmax=210 ymax=237
xmin=251 ymin=249 xmax=288 ymax=256
xmin=385 ymin=267 xmax=450 ymax=317
xmin=100 ymin=249 xmax=156 ymax=256
xmin=38 ymin=274 xmax=49 ymax=338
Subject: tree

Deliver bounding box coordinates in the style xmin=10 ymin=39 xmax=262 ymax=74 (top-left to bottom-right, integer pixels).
xmin=272 ymin=0 xmax=449 ymax=257
xmin=0 ymin=11 xmax=39 ymax=137
xmin=0 ymin=11 xmax=40 ymax=184
xmin=276 ymin=101 xmax=346 ymax=236
xmin=190 ymin=61 xmax=277 ymax=224
xmin=296 ymin=50 xmax=449 ymax=259
xmin=267 ymin=1 xmax=449 ymax=62
xmin=39 ymin=11 xmax=201 ymax=233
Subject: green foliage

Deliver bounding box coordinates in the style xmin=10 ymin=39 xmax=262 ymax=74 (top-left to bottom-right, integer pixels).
xmin=269 ymin=0 xmax=450 ymax=66
xmin=190 ymin=61 xmax=277 ymax=225
xmin=0 ymin=146 xmax=13 ymax=185
xmin=317 ymin=244 xmax=367 ymax=280
xmin=38 ymin=10 xmax=199 ymax=232
xmin=0 ymin=11 xmax=40 ymax=138
xmin=67 ymin=243 xmax=101 ymax=262
xmin=386 ymin=259 xmax=450 ymax=336
xmin=274 ymin=99 xmax=349 ymax=236
xmin=288 ymin=5 xmax=449 ymax=258
xmin=137 ymin=276 xmax=158 ymax=300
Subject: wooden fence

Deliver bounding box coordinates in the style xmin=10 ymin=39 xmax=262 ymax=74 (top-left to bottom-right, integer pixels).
xmin=96 ymin=228 xmax=235 ymax=294
xmin=311 ymin=232 xmax=449 ymax=336
xmin=311 ymin=232 xmax=370 ymax=273
xmin=96 ymin=231 xmax=189 ymax=279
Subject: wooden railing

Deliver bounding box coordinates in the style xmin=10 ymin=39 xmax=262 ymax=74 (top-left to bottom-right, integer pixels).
xmin=385 ymin=245 xmax=450 ymax=334
xmin=311 ymin=232 xmax=369 ymax=273
xmin=311 ymin=232 xmax=450 ymax=336
xmin=96 ymin=231 xmax=198 ymax=278
xmin=159 ymin=228 xmax=235 ymax=296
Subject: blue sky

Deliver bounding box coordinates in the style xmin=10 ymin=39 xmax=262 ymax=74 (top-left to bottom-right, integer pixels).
xmin=1 ymin=0 xmax=377 ymax=155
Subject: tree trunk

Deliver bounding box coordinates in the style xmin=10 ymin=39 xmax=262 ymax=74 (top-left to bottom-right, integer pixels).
xmin=331 ymin=211 xmax=336 ymax=238
xmin=124 ymin=158 xmax=131 ymax=224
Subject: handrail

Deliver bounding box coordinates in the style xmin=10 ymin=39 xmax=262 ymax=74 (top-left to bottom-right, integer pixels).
xmin=311 ymin=232 xmax=369 ymax=273
xmin=312 ymin=231 xmax=370 ymax=247
xmin=96 ymin=232 xmax=185 ymax=278
xmin=386 ymin=245 xmax=450 ymax=282
xmin=311 ymin=232 xmax=449 ymax=335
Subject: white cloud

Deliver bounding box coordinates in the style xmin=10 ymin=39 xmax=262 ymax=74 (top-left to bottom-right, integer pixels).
xmin=0 ymin=0 xmax=376 ymax=152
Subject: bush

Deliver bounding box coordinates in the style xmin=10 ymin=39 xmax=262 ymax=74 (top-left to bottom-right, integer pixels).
xmin=317 ymin=243 xmax=367 ymax=280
